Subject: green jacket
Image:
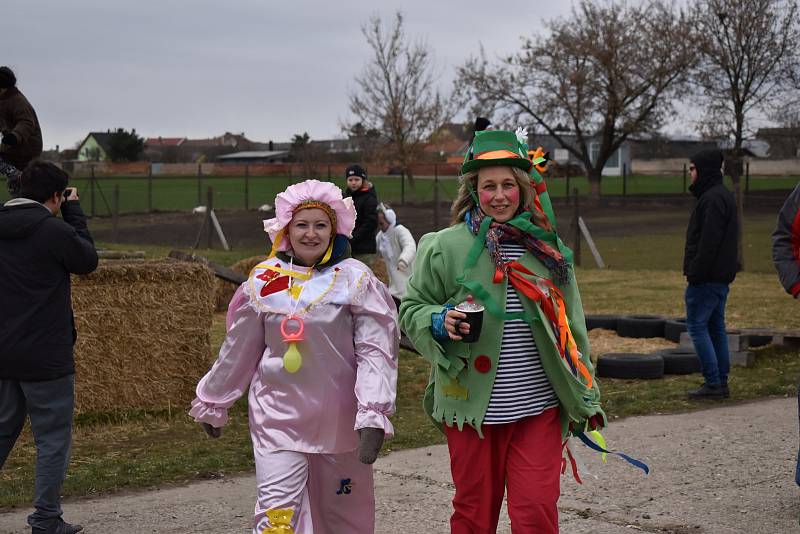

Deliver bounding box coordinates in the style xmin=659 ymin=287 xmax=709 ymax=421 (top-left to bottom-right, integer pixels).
xmin=399 ymin=221 xmax=605 ymax=439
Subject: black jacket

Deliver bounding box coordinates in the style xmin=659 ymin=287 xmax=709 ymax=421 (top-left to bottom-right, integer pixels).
xmin=683 ymin=174 xmax=739 ymax=284
xmin=0 ymin=87 xmax=43 ymax=169
xmin=0 ymin=199 xmax=98 ymax=381
xmin=346 ymin=185 xmax=378 ymax=254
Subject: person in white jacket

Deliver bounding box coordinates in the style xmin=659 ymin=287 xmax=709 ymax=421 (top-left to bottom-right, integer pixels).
xmin=376 ymin=205 xmax=416 ymax=308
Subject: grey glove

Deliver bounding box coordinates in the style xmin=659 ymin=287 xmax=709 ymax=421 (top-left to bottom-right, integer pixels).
xmin=358 ymin=427 xmax=385 ymax=464
xmin=200 ymin=422 xmax=222 ymax=439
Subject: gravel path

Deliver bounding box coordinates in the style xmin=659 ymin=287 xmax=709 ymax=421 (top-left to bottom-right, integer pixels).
xmin=1 ymin=397 xmax=798 ymax=533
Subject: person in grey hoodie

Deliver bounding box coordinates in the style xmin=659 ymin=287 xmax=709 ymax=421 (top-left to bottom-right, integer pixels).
xmin=771 ymin=182 xmax=800 ymax=486
xmin=0 ymin=161 xmax=97 ymax=534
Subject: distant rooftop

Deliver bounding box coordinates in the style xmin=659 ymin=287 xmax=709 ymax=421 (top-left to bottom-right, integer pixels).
xmin=216 ymin=150 xmax=289 ymax=160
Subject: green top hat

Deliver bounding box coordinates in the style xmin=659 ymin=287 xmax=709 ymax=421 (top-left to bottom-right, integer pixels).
xmin=461 ymin=129 xmax=533 ymax=175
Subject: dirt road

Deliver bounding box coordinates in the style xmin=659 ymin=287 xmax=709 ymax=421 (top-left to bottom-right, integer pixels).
xmin=1 ymin=397 xmax=797 ymax=533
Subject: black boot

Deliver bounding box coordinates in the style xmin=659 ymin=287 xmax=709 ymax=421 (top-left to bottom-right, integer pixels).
xmin=721 ymin=382 xmax=730 ymax=398
xmin=688 ymin=383 xmax=725 ymax=399
xmin=32 ymin=518 xmax=83 ymax=534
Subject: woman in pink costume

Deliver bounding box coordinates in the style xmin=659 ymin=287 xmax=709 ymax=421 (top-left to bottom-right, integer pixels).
xmin=189 ymin=179 xmax=399 ymax=534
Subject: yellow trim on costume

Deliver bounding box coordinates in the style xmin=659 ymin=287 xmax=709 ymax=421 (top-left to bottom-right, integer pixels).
xmin=262 ymin=264 xmax=313 ymax=281
xmin=316 ymin=240 xmax=334 ymax=266
xmin=266 ymin=228 xmax=286 ymax=259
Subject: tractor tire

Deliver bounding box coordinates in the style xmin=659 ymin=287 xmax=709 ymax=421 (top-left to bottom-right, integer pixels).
xmin=664 ymin=317 xmax=687 ymax=343
xmin=658 ymin=348 xmax=701 ymax=375
xmin=617 ymin=315 xmax=667 ymax=339
xmin=585 ymin=314 xmax=621 ymax=332
xmin=597 ymin=352 xmax=664 ymax=379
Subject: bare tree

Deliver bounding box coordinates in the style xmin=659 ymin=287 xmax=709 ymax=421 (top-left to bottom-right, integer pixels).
xmin=457 ymin=0 xmax=694 ymax=200
xmin=345 ymin=122 xmax=386 ymax=166
xmin=347 ymin=12 xmax=451 ymax=188
xmin=693 ymin=0 xmax=800 ymax=268
xmin=289 ymin=132 xmax=325 ymax=179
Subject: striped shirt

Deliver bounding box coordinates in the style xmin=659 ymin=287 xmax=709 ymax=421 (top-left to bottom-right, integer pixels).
xmin=483 ymin=242 xmax=559 ymax=424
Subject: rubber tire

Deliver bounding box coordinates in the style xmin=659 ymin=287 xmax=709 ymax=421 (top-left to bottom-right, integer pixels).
xmin=658 ymin=348 xmax=701 ymax=375
xmin=664 ymin=317 xmax=687 ymax=343
xmin=617 ymin=315 xmax=667 ymax=339
xmin=585 ymin=314 xmax=621 ymax=332
xmin=597 ymin=352 xmax=664 ymax=379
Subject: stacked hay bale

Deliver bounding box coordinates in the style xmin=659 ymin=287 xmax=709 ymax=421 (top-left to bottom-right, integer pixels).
xmin=71 ymin=259 xmax=215 ymax=414
xmin=214 ymin=255 xmax=266 ymax=311
xmin=370 ymin=257 xmax=389 ymax=287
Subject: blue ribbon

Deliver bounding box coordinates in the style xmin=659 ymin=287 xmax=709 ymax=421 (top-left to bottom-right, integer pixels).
xmin=576 ymin=432 xmax=650 ymax=475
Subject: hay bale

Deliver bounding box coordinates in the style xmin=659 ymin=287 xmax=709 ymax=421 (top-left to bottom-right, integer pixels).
xmin=371 ymin=257 xmax=389 ymax=286
xmin=214 ymin=255 xmax=267 ymax=311
xmin=71 ymin=259 xmax=215 ymax=414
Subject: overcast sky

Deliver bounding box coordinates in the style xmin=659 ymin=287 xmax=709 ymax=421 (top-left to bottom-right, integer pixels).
xmin=3 ymin=0 xmax=594 ymax=151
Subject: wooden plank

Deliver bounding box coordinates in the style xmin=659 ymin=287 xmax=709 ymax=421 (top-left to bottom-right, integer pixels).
xmin=209 ymin=209 xmax=231 ymax=252
xmin=168 ymin=250 xmax=245 ymax=284
xmin=578 ymin=216 xmax=605 ymax=268
xmin=97 ymin=250 xmax=146 ymax=260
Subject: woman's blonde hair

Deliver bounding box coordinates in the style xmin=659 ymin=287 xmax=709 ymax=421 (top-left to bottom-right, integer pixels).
xmin=450 ymin=166 xmax=552 ymax=231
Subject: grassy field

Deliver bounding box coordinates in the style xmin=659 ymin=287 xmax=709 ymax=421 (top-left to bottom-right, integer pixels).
xmin=1 ymin=262 xmax=798 ymax=508
xmin=583 ymin=212 xmax=782 ymax=274
xmin=1 ymin=173 xmax=796 ymax=214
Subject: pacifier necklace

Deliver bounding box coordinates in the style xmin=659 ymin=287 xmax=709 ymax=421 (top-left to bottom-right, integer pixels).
xmin=281 ymin=257 xmax=308 ymax=373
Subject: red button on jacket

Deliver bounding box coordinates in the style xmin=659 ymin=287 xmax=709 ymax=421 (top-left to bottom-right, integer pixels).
xmin=474 ymin=355 xmax=492 ymax=373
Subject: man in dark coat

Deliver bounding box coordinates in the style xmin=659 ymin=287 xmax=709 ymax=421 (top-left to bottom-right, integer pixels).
xmin=344 ymin=164 xmax=379 ymax=262
xmin=0 ymin=66 xmax=44 ymax=196
xmin=771 ymin=182 xmax=800 ymax=486
xmin=0 ymin=162 xmax=97 ymax=534
xmin=683 ymin=149 xmax=739 ymax=399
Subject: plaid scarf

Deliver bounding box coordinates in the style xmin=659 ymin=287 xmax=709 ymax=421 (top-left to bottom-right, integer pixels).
xmin=466 ymin=208 xmax=571 ymax=285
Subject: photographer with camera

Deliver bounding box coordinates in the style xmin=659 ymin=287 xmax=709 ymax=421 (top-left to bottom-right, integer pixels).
xmin=0 ymin=161 xmax=97 ymax=534
xmin=0 ymin=66 xmax=43 ymax=196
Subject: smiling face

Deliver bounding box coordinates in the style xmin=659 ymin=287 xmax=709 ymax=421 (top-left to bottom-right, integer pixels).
xmin=476 ymin=166 xmax=521 ymax=223
xmin=287 ymin=207 xmax=333 ymax=265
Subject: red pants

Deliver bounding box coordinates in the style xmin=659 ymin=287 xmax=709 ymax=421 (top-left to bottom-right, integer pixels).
xmin=444 ymin=408 xmax=561 ymax=534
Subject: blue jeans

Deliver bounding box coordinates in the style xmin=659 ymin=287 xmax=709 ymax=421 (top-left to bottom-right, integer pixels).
xmin=0 ymin=375 xmax=75 ymax=529
xmin=685 ymin=283 xmax=730 ymax=386
xmin=796 ymin=387 xmax=800 ymax=486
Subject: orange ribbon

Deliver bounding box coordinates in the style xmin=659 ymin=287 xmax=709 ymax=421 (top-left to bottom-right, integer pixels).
xmin=496 ymin=261 xmax=593 ymax=388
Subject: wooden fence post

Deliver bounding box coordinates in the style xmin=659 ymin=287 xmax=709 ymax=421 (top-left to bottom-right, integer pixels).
xmin=112 ymin=184 xmax=119 ymax=242
xmin=90 ymin=165 xmax=96 ymax=218
xmin=683 ymin=163 xmax=687 ymax=193
xmin=197 ymin=163 xmax=202 ymax=206
xmin=244 ymin=164 xmax=250 ymax=210
xmin=433 ymin=164 xmax=440 ymax=229
xmin=147 ymin=164 xmax=153 ymax=213
xmin=206 ymin=186 xmax=214 ymax=249
xmin=572 ymin=188 xmax=581 ymax=266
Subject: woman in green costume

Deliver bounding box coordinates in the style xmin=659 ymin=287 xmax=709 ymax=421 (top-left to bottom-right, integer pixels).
xmin=399 ymin=128 xmax=604 ymax=533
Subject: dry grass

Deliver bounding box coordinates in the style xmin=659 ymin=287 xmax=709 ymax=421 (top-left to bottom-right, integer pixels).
xmin=588 ymin=328 xmax=676 ymax=358
xmin=577 ymin=269 xmax=800 ymax=331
